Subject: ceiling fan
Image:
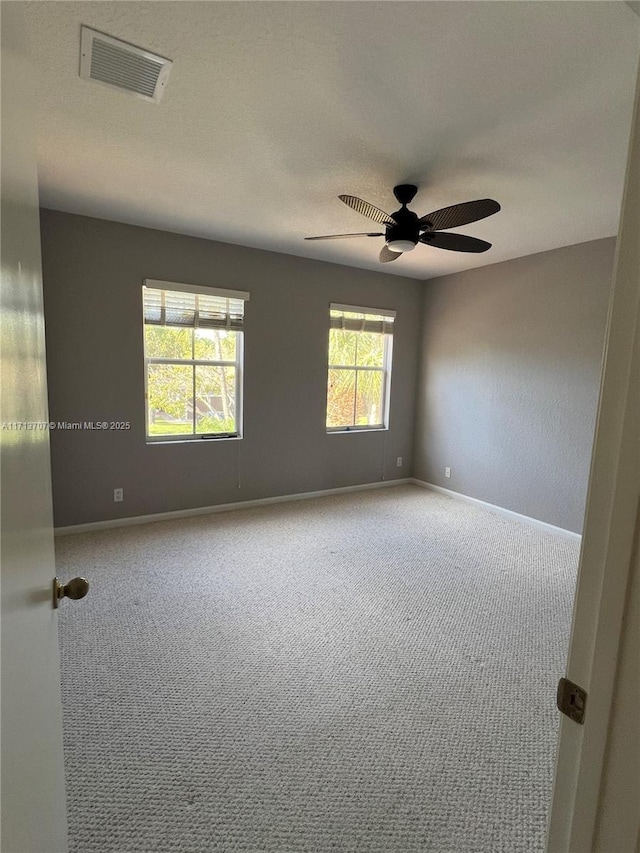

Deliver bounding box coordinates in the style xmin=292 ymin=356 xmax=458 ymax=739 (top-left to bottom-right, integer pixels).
xmin=305 ymin=185 xmax=500 ymax=263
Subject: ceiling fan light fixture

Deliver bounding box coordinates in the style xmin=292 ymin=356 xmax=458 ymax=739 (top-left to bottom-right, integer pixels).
xmin=386 ymin=239 xmax=417 ymax=253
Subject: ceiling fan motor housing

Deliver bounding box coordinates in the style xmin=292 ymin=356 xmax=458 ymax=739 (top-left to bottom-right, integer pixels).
xmin=386 ymin=206 xmax=420 ymax=250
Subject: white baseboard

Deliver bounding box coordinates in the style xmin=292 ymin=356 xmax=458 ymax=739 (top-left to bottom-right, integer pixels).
xmin=54 ymin=478 xmax=581 ymax=541
xmin=411 ymin=479 xmax=582 ymax=542
xmin=54 ymin=478 xmax=413 ymax=535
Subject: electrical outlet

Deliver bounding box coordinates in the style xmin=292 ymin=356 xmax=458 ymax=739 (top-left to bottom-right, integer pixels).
xmin=114 ymin=488 xmax=124 ymax=502
xmin=445 ymin=467 xmax=451 ymax=479
xmin=396 ymin=456 xmax=403 ymax=467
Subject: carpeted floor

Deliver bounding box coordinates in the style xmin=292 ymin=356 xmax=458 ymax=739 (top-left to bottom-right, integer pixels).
xmin=56 ymin=484 xmax=578 ymax=853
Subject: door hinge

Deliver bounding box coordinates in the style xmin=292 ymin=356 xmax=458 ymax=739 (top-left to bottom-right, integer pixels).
xmin=557 ymin=677 xmax=587 ymax=725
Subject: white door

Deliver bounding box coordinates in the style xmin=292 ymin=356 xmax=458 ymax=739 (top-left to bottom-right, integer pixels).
xmin=546 ymin=56 xmax=640 ymax=853
xmin=0 ymin=5 xmax=68 ymax=851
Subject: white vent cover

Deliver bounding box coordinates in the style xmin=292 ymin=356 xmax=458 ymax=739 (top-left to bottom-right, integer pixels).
xmin=80 ymin=27 xmax=172 ymax=103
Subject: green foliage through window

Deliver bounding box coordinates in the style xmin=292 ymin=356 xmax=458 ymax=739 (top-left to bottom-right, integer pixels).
xmin=144 ymin=325 xmax=240 ymax=438
xmin=326 ymin=320 xmax=392 ymax=430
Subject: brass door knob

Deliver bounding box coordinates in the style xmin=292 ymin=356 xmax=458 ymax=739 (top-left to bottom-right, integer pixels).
xmin=53 ymin=576 xmax=89 ymax=608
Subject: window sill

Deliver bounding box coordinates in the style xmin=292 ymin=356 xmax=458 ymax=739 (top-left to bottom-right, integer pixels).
xmin=327 ymin=427 xmax=388 ymax=435
xmin=146 ymin=435 xmax=242 ymax=445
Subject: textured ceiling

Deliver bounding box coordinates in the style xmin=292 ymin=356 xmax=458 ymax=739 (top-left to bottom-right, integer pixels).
xmin=24 ymin=1 xmax=640 ymax=280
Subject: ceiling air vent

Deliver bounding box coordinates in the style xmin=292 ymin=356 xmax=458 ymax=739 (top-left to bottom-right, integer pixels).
xmin=80 ymin=26 xmax=172 ymax=103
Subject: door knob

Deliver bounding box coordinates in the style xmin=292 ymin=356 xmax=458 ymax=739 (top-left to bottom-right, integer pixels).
xmin=53 ymin=576 xmax=89 ymax=608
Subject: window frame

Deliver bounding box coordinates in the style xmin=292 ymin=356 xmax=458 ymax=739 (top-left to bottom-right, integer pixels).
xmin=142 ymin=279 xmax=248 ymax=444
xmin=326 ymin=303 xmax=395 ymax=434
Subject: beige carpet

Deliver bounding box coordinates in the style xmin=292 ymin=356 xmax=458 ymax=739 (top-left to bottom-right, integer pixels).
xmin=56 ymin=484 xmax=578 ymax=852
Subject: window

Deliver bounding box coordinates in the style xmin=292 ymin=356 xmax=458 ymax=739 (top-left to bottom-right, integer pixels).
xmin=326 ymin=303 xmax=395 ymax=431
xmin=142 ymin=280 xmax=249 ymax=441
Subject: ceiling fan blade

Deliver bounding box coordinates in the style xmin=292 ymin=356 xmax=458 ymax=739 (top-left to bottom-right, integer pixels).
xmin=420 ymin=232 xmax=492 ymax=253
xmin=379 ymin=245 xmax=402 ymax=263
xmin=339 ymin=195 xmax=396 ymax=226
xmin=304 ymin=232 xmax=384 ymax=241
xmin=418 ymin=199 xmax=500 ymax=231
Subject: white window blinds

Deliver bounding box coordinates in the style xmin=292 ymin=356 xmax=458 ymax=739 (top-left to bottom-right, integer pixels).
xmin=143 ymin=280 xmax=249 ymax=331
xmin=330 ymin=303 xmax=395 ymax=335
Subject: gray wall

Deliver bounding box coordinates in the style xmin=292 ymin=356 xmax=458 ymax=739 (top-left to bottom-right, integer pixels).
xmin=40 ymin=210 xmax=422 ymax=527
xmin=413 ymin=238 xmax=616 ymax=534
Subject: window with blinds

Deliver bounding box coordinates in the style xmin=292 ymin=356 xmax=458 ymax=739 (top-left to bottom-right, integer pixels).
xmin=326 ymin=304 xmax=395 ymax=431
xmin=142 ymin=280 xmax=249 ymax=441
